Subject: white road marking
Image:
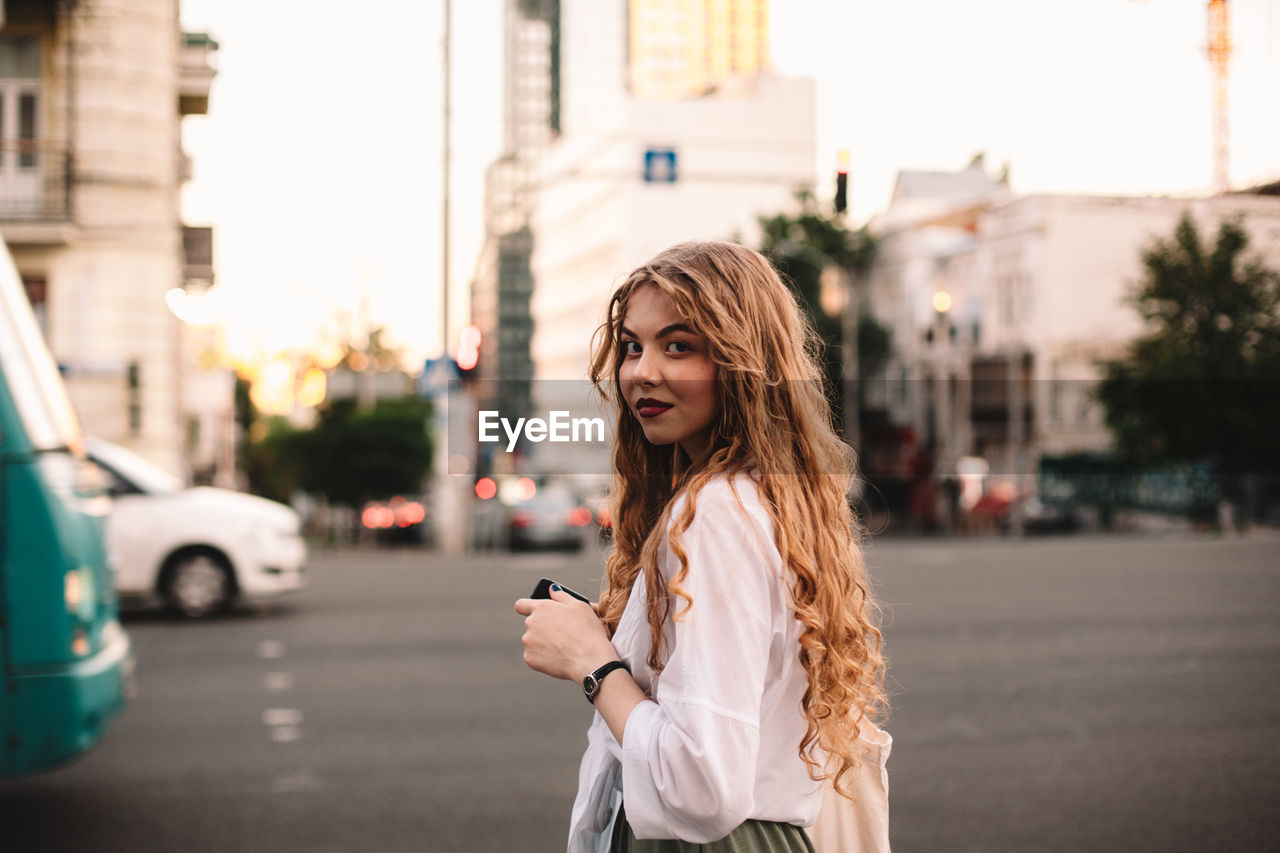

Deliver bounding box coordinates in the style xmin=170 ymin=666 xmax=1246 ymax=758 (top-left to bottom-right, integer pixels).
xmin=257 ymin=640 xmax=286 ymax=659
xmin=263 ymin=708 xmax=304 ymax=727
xmin=270 ymin=726 xmax=302 ymax=743
xmin=270 ymin=770 xmax=322 ymax=793
xmin=264 ymin=672 xmax=294 ymax=691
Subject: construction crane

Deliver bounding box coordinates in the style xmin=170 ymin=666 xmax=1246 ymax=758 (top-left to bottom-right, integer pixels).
xmin=1207 ymin=0 xmax=1232 ymax=193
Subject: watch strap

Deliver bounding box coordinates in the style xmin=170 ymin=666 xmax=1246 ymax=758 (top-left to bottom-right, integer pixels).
xmin=583 ymin=660 xmax=630 ymax=704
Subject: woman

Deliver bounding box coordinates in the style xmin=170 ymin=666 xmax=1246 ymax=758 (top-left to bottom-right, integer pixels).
xmin=515 ymin=241 xmax=888 ymax=852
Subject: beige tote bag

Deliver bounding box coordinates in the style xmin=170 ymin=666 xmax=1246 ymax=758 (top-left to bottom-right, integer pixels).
xmin=808 ymin=723 xmax=892 ymax=853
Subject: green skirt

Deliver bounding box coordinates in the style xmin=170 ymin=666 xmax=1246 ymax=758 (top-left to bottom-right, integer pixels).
xmin=610 ymin=807 xmax=815 ymax=853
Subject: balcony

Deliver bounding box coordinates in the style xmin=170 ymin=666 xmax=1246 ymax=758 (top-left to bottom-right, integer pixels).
xmin=180 ymin=32 xmax=219 ymax=116
xmin=183 ymin=225 xmax=215 ymax=284
xmin=0 ymin=139 xmax=74 ymax=245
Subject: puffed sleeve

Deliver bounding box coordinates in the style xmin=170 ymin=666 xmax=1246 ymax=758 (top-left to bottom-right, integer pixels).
xmin=620 ymin=480 xmax=780 ymax=842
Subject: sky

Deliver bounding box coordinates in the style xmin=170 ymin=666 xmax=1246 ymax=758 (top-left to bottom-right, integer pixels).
xmin=177 ymin=0 xmax=1280 ymax=371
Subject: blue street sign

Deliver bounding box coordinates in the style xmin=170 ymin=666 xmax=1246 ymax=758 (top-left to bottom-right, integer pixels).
xmin=644 ymin=148 xmax=678 ymax=183
xmin=418 ymin=357 xmax=460 ymax=400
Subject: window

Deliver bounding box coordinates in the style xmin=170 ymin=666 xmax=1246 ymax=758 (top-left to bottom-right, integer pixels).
xmin=0 ymin=37 xmax=42 ymax=211
xmin=21 ymin=274 xmax=47 ymax=338
xmin=18 ymin=92 xmax=36 ymax=168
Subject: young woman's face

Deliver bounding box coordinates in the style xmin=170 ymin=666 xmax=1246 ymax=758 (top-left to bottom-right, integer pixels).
xmin=618 ymin=285 xmax=720 ymax=459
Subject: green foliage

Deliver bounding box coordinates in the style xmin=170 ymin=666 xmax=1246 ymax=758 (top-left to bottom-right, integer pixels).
xmin=1097 ymin=213 xmax=1280 ymax=476
xmin=245 ymin=417 xmax=309 ymax=504
xmin=247 ymin=397 xmax=434 ymax=508
xmin=302 ymin=397 xmax=434 ymax=508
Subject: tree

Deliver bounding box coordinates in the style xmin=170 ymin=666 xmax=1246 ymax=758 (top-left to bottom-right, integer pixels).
xmin=1096 ymin=213 xmax=1280 ymax=517
xmin=757 ymin=193 xmax=889 ymax=440
xmin=246 ymin=397 xmax=434 ymax=510
xmin=244 ymin=416 xmax=310 ymax=504
xmin=299 ymin=397 xmax=435 ymax=509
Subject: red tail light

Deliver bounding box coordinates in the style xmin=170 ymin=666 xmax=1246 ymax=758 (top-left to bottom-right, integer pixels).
xmin=567 ymin=507 xmax=592 ymax=527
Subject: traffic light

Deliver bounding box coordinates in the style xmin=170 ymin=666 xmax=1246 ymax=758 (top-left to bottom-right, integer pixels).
xmin=455 ymin=324 xmax=481 ymax=382
xmin=835 ymin=148 xmax=850 ymax=215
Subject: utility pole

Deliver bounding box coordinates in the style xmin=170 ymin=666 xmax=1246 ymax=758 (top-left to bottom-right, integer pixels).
xmin=441 ymin=0 xmax=452 ymax=354
xmin=842 ymin=267 xmax=860 ymax=459
xmin=435 ymin=0 xmax=468 ymax=556
xmin=1207 ymin=0 xmax=1232 ymax=194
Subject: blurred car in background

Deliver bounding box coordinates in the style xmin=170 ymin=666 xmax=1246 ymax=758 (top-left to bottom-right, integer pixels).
xmin=87 ymin=438 xmax=307 ymax=618
xmin=1020 ymin=496 xmax=1085 ymax=535
xmin=361 ymin=495 xmax=429 ymax=545
xmin=506 ymin=488 xmax=592 ymax=551
xmin=584 ymin=492 xmax=613 ymax=545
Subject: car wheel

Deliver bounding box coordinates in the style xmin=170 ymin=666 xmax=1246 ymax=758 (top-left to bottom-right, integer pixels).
xmin=161 ymin=549 xmax=235 ymax=619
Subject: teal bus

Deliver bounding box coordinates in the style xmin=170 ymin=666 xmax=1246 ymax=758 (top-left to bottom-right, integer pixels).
xmin=0 ymin=236 xmax=132 ymax=777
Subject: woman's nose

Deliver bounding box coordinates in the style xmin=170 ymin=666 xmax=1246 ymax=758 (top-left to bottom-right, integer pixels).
xmin=632 ymin=347 xmax=661 ymax=385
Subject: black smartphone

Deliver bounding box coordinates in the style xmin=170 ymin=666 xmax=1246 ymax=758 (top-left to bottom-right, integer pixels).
xmin=531 ymin=577 xmax=591 ymax=605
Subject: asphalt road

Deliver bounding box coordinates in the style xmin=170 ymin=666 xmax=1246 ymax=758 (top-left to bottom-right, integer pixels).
xmin=1 ymin=531 xmax=1277 ymax=852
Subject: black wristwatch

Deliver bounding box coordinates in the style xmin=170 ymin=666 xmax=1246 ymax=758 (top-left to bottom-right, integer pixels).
xmin=583 ymin=660 xmax=630 ymax=704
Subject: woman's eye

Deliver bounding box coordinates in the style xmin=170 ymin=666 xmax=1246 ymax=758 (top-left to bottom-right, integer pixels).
xmin=621 ymin=340 xmax=640 ymax=356
xmin=667 ymin=340 xmax=691 ymax=354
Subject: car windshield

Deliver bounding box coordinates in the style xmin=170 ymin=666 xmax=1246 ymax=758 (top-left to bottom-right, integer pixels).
xmin=87 ymin=437 xmax=183 ymax=496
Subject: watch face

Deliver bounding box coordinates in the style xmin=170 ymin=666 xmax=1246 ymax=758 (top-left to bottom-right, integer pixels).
xmin=583 ymin=675 xmax=600 ymax=700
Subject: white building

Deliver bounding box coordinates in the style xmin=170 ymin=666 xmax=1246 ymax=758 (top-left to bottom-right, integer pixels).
xmin=0 ymin=2 xmax=229 ymax=481
xmin=866 ymin=166 xmax=1280 ymax=491
xmin=627 ymin=0 xmax=770 ymax=100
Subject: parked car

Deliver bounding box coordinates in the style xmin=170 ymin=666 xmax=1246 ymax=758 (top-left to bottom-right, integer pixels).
xmin=1020 ymin=496 xmax=1085 ymax=535
xmin=506 ymin=488 xmax=592 ymax=551
xmin=87 ymin=438 xmax=307 ymax=618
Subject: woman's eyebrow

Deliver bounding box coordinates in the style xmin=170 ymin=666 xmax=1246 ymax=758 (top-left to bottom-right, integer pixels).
xmin=618 ymin=323 xmax=697 ymax=339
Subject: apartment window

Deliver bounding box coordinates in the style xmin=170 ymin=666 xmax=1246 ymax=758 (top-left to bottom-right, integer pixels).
xmin=0 ymin=37 xmax=42 ymax=205
xmin=127 ymin=361 xmax=142 ymax=436
xmin=17 ymin=92 xmax=36 ymax=167
xmin=0 ymin=36 xmax=40 ymax=77
xmin=20 ymin=274 xmax=47 ymax=336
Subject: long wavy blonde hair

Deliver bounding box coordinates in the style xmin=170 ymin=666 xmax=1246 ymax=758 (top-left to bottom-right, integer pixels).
xmin=588 ymin=240 xmax=887 ymax=797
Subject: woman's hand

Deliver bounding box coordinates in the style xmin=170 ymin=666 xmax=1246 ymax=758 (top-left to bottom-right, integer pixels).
xmin=514 ymin=587 xmax=617 ymax=683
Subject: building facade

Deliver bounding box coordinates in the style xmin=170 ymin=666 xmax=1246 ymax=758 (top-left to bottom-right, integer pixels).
xmin=469 ymin=0 xmax=560 ymax=418
xmin=628 ymin=0 xmax=769 ymax=99
xmin=0 ymin=0 xmax=224 ymax=480
xmin=865 ymin=166 xmax=1280 ymax=509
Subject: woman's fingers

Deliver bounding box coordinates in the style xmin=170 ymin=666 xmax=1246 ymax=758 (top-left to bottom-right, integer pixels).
xmin=516 ymin=591 xmax=614 ymax=682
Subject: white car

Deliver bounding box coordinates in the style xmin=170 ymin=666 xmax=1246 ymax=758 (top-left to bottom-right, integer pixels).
xmin=87 ymin=438 xmax=307 ymax=618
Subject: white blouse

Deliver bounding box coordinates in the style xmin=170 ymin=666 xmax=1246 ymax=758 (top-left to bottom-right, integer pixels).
xmin=567 ymin=473 xmax=822 ymax=852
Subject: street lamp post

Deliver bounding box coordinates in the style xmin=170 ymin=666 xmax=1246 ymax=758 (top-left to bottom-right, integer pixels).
xmin=841 ymin=267 xmax=860 ymax=458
